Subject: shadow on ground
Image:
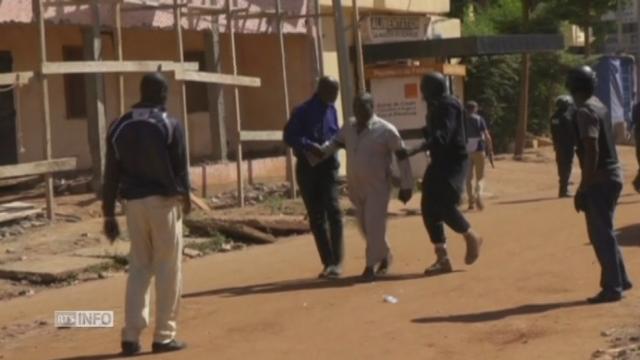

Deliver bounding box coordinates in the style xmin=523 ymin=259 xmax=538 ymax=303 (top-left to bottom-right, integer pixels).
xmin=182 ymin=272 xmax=463 ymax=299
xmin=411 ymin=300 xmax=586 ymax=324
xmin=617 ymin=223 xmax=640 ymax=247
xmin=51 ymin=352 xmax=155 ymax=360
xmin=496 ymin=197 xmax=560 ymax=206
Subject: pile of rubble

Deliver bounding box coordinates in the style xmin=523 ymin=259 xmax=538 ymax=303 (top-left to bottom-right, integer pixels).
xmin=0 ymin=214 xmax=48 ymax=240
xmin=594 ymin=327 xmax=640 ymax=360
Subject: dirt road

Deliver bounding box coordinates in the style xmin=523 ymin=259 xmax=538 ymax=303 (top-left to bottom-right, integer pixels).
xmin=2 ymin=147 xmax=640 ymax=360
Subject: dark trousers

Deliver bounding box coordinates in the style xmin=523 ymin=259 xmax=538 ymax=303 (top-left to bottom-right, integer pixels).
xmin=583 ymin=180 xmax=631 ymax=294
xmin=555 ymin=148 xmax=574 ymax=194
xmin=296 ymin=157 xmax=344 ymax=268
xmin=421 ymin=176 xmax=471 ymax=245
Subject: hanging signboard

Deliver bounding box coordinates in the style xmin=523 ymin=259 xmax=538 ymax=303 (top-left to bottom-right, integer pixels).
xmin=362 ymin=14 xmax=431 ymax=44
xmin=370 ymin=76 xmax=428 ymax=178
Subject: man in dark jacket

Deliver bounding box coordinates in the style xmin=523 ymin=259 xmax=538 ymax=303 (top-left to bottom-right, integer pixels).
xmin=283 ymin=76 xmax=344 ymax=279
xmin=567 ymin=65 xmax=632 ymax=304
xmin=551 ymin=95 xmax=577 ymax=197
xmin=406 ymin=72 xmax=483 ymax=276
xmin=103 ymin=72 xmax=190 ymax=355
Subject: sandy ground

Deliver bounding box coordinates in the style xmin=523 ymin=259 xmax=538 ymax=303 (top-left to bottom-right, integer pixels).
xmin=1 ymin=147 xmax=640 ymax=359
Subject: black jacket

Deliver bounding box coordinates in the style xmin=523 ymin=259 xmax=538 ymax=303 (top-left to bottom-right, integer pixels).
xmin=423 ymin=95 xmax=468 ymax=195
xmin=102 ymin=103 xmax=190 ymax=217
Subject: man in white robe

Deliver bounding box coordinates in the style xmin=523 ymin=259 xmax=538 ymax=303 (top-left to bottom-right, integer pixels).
xmin=310 ymin=93 xmax=414 ymax=282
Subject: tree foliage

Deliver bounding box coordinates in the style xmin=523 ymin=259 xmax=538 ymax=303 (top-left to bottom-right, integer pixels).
xmin=459 ymin=0 xmax=605 ymax=151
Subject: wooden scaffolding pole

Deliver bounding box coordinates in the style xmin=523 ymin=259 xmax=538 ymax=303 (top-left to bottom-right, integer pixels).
xmin=174 ymin=0 xmax=191 ymax=168
xmin=36 ymin=0 xmax=55 ymax=220
xmin=227 ymin=0 xmax=245 ymax=207
xmin=114 ymin=1 xmax=125 ymax=114
xmin=275 ymin=0 xmax=296 ymax=199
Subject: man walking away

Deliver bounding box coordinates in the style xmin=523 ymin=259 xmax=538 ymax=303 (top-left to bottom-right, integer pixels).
xmin=310 ymin=93 xmax=413 ymax=282
xmin=465 ymin=101 xmax=493 ymax=210
xmin=551 ymin=95 xmax=577 ymax=198
xmin=406 ymin=72 xmax=483 ymax=276
xmin=283 ymin=76 xmax=344 ymax=279
xmin=567 ymin=66 xmax=632 ymax=304
xmin=103 ymin=72 xmax=190 ymax=356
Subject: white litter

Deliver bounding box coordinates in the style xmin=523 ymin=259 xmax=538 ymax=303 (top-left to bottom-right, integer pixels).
xmin=383 ymin=295 xmax=398 ymax=304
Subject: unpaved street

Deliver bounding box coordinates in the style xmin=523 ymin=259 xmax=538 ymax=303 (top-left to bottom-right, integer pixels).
xmin=1 ymin=147 xmax=640 ymax=360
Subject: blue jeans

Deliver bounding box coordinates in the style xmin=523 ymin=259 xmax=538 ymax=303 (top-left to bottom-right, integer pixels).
xmin=583 ymin=180 xmax=631 ymax=294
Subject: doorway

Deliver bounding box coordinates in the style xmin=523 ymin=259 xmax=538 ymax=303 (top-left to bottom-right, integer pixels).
xmin=0 ymin=51 xmax=17 ymax=165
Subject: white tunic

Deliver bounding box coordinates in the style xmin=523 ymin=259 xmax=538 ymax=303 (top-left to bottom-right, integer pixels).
xmin=325 ymin=116 xmax=413 ymax=266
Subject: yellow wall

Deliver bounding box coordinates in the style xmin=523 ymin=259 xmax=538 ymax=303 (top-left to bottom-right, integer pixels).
xmin=0 ymin=24 xmax=317 ymax=169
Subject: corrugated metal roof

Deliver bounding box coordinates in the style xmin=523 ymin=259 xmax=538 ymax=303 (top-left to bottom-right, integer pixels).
xmin=0 ymin=0 xmax=309 ymax=33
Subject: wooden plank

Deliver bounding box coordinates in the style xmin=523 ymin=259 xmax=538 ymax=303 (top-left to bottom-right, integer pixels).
xmin=41 ymin=61 xmax=199 ymax=75
xmin=0 ymin=72 xmax=34 ymax=86
xmin=239 ymin=130 xmax=283 ymax=142
xmin=227 ymin=0 xmax=245 ymax=207
xmin=175 ymin=70 xmax=261 ymax=87
xmin=0 ymin=158 xmax=78 ymax=179
xmin=0 ymin=209 xmax=42 ymax=225
xmin=234 ymin=11 xmax=277 ymax=20
xmin=190 ymin=194 xmax=211 ymax=212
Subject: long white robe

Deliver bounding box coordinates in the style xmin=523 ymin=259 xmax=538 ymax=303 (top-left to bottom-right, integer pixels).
xmin=325 ymin=116 xmax=413 ymax=267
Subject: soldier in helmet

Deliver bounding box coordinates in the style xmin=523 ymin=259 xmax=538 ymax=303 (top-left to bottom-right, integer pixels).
xmin=405 ymin=72 xmax=484 ymax=276
xmin=550 ymin=95 xmax=577 ymax=197
xmin=567 ymin=65 xmax=632 ymax=304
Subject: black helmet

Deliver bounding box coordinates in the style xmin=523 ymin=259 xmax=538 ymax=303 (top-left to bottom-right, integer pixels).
xmin=140 ymin=72 xmax=169 ymax=106
xmin=420 ymin=72 xmax=447 ymax=101
xmin=566 ymin=65 xmax=596 ymax=96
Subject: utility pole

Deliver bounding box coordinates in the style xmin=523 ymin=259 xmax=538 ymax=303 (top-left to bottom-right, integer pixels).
xmin=636 ymin=0 xmax=640 ymax=103
xmin=331 ymin=0 xmax=354 ymax=121
xmin=514 ymin=0 xmax=531 ymax=159
xmin=352 ymin=0 xmax=366 ymax=93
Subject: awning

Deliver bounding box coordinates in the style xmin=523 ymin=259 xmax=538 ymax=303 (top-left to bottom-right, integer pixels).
xmin=358 ymin=34 xmax=565 ymax=63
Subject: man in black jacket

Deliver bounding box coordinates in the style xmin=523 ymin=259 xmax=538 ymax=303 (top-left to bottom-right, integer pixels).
xmin=550 ymin=95 xmax=576 ymax=197
xmin=103 ymin=72 xmax=190 ymax=355
xmin=567 ymin=66 xmax=632 ymax=303
xmin=406 ymin=72 xmax=483 ymax=276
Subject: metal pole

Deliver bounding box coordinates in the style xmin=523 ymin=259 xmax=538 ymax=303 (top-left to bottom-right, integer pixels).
xmin=351 ymin=0 xmax=365 ymax=93
xmin=174 ymin=0 xmax=191 ymax=168
xmin=227 ymin=0 xmax=245 ymax=207
xmin=115 ymin=1 xmax=125 ymax=114
xmin=514 ymin=0 xmax=531 ymax=159
xmin=314 ymin=0 xmax=325 ymax=76
xmin=275 ymin=0 xmax=297 ymax=199
xmin=636 ymin=0 xmax=640 ymax=103
xmin=36 ymin=0 xmax=55 ymax=220
xmin=331 ymin=0 xmax=354 ymax=121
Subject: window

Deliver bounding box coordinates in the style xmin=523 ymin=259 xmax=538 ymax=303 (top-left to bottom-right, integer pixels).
xmin=62 ymin=46 xmax=87 ymax=119
xmin=184 ymin=51 xmax=208 ymax=114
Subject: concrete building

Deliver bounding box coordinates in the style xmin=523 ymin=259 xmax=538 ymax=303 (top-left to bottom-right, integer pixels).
xmin=0 ymin=0 xmax=459 ymax=188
